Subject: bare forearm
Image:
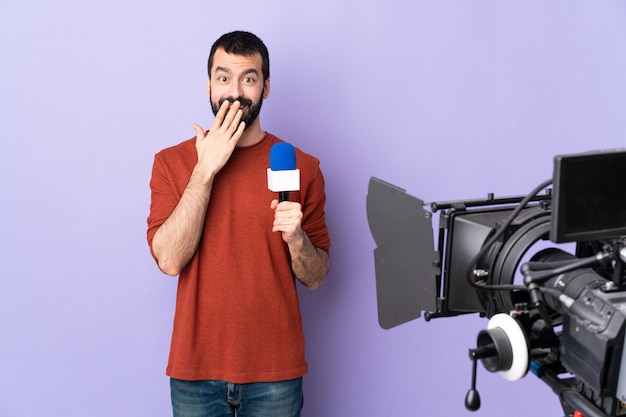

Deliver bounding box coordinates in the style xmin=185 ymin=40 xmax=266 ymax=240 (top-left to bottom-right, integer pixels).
xmin=288 ymin=233 xmax=330 ymax=290
xmin=152 ymin=170 xmax=213 ymax=276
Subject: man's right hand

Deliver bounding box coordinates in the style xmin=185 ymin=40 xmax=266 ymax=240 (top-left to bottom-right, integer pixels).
xmin=192 ymin=100 xmax=246 ymax=181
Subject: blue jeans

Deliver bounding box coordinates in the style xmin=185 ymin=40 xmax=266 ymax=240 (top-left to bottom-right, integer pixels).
xmin=170 ymin=378 xmax=303 ymax=417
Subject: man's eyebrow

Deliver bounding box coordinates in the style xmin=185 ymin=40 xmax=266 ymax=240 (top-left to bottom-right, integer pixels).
xmin=214 ymin=66 xmax=259 ymax=76
xmin=214 ymin=66 xmax=231 ymax=74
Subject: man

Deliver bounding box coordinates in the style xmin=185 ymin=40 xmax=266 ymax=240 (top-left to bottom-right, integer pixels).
xmin=146 ymin=31 xmax=331 ymax=417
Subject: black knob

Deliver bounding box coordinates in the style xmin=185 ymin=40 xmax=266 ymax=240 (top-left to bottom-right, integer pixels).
xmin=465 ymin=388 xmax=481 ymax=411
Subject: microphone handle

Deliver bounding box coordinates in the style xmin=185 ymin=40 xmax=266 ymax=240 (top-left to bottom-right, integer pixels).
xmin=279 ymin=191 xmax=290 ymax=202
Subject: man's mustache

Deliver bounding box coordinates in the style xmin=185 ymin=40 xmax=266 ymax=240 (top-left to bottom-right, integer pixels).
xmin=219 ymin=97 xmax=253 ymax=107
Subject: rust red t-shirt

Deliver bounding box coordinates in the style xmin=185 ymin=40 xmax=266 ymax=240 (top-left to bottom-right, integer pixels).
xmin=147 ymin=133 xmax=331 ymax=383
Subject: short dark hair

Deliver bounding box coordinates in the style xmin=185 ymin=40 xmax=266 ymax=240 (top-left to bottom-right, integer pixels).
xmin=207 ymin=31 xmax=270 ymax=82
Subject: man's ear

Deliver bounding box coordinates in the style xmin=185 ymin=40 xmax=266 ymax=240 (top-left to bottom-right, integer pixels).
xmin=206 ymin=78 xmax=211 ymax=96
xmin=263 ymin=78 xmax=270 ymax=99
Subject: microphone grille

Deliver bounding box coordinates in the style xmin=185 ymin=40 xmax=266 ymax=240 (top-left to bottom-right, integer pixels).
xmin=269 ymin=142 xmax=296 ymax=170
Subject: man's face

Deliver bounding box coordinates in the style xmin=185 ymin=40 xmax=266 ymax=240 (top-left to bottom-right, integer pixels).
xmin=209 ymin=48 xmax=269 ymax=130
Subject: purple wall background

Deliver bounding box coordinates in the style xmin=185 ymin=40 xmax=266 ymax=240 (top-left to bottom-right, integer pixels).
xmin=2 ymin=1 xmax=626 ymax=416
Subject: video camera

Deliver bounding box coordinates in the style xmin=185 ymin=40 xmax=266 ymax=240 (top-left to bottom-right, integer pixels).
xmin=366 ymin=148 xmax=626 ymax=417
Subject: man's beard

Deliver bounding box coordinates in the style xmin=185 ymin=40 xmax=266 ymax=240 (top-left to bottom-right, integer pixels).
xmin=210 ymin=93 xmax=264 ymax=131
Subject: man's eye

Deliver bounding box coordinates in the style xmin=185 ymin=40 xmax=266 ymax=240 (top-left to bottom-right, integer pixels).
xmin=243 ymin=77 xmax=255 ymax=83
xmin=219 ymin=76 xmax=228 ymax=82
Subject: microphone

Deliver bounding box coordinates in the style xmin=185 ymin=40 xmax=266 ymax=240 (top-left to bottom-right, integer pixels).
xmin=267 ymin=142 xmax=300 ymax=202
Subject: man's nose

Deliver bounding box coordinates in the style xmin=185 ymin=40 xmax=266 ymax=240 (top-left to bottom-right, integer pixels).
xmin=227 ymin=81 xmax=243 ymax=99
